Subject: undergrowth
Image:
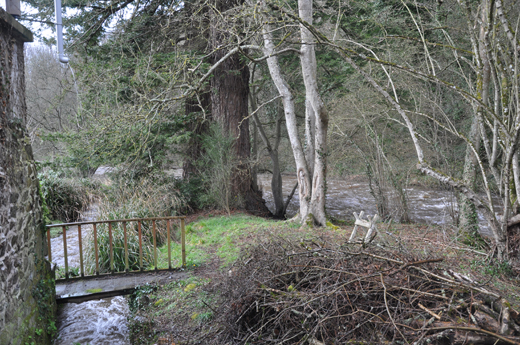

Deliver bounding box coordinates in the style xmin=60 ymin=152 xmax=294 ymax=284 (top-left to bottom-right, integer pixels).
xmin=38 ymin=170 xmax=93 ymax=222
xmin=84 ymin=173 xmax=185 ymax=273
xmin=127 ymin=215 xmax=520 ymax=345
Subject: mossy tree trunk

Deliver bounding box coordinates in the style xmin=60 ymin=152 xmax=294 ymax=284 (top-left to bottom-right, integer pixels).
xmin=209 ymin=0 xmax=269 ymax=213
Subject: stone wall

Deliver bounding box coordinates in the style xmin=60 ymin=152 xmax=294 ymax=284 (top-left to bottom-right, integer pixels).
xmin=0 ymin=8 xmax=56 ymax=345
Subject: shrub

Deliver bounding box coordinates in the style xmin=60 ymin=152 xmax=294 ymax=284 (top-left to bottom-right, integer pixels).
xmin=38 ymin=170 xmax=90 ymax=222
xmin=85 ymin=173 xmax=184 ymax=273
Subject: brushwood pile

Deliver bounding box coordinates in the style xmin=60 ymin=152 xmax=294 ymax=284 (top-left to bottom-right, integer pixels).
xmin=210 ymin=239 xmax=520 ymax=345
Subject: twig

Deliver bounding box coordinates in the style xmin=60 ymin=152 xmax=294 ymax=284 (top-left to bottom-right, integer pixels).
xmin=380 ymin=273 xmax=410 ymax=344
xmin=413 ymin=267 xmax=500 ymax=299
xmin=426 ymin=326 xmax=520 ymax=345
xmin=400 ymin=258 xmax=444 ymax=269
xmin=418 ymin=303 xmax=441 ymax=320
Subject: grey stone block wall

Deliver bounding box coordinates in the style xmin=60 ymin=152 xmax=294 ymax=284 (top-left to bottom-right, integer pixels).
xmin=0 ymin=8 xmax=55 ymax=345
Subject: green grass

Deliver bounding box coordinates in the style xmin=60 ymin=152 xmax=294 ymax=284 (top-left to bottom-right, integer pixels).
xmin=49 ymin=227 xmax=62 ymax=239
xmin=128 ymin=276 xmax=215 ymax=343
xmin=156 ymin=213 xmax=299 ymax=269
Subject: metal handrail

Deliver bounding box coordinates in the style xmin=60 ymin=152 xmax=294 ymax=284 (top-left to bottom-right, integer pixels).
xmin=46 ymin=216 xmax=186 ymax=280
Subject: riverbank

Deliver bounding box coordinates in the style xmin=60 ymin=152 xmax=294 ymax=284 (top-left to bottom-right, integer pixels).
xmin=127 ymin=212 xmax=520 ymax=344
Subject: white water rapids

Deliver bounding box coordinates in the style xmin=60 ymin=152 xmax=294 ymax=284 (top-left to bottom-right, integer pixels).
xmin=54 ymin=297 xmax=130 ymax=345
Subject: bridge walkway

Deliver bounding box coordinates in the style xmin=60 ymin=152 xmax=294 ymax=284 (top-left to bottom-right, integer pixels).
xmin=47 ymin=216 xmax=188 ymax=303
xmin=56 ymin=270 xmax=189 ymax=304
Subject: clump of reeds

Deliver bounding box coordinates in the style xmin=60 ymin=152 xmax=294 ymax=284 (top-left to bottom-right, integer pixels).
xmin=85 ymin=174 xmax=184 ymax=273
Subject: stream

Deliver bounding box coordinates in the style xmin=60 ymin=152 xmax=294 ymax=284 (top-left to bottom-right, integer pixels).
xmin=50 ymin=171 xmax=497 ymax=344
xmin=54 ymin=297 xmax=130 ymax=345
xmin=50 ymin=205 xmax=131 ymax=345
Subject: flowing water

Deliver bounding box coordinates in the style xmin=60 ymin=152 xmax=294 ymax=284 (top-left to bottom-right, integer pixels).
xmin=54 ymin=296 xmax=130 ymax=345
xmin=50 ymin=205 xmax=131 ymax=345
xmin=49 ymin=205 xmax=98 ymax=270
xmin=257 ymin=174 xmax=497 ymax=237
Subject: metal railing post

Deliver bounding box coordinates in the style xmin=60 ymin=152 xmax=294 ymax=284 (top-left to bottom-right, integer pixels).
xmin=123 ymin=221 xmax=129 ymax=272
xmin=62 ymin=225 xmax=68 ymax=279
xmin=93 ymin=223 xmax=99 ymax=275
xmin=108 ymin=222 xmax=114 ymax=273
xmin=152 ymin=220 xmax=157 ymax=270
xmin=78 ymin=224 xmax=84 ymax=278
xmin=167 ymin=220 xmax=171 ymax=269
xmin=138 ymin=221 xmax=143 ymax=272
xmin=181 ymin=218 xmax=186 ymax=267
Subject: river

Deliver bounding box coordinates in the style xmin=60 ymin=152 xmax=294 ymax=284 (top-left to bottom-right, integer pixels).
xmin=257 ymin=173 xmax=497 ymax=237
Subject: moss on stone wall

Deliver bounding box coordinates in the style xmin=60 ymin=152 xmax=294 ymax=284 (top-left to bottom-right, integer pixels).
xmin=1 ymin=9 xmax=56 ymax=345
xmin=1 ymin=259 xmax=56 ymax=345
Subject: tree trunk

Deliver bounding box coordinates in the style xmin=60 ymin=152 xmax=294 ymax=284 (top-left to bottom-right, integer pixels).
xmin=261 ymin=1 xmax=328 ymax=225
xmin=299 ymin=0 xmax=328 ymax=226
xmin=209 ymin=3 xmax=269 ymax=214
xmin=183 ymin=92 xmax=211 ymax=180
xmin=262 ymin=23 xmax=312 ymax=221
xmin=250 ymin=98 xmax=285 ymax=217
xmin=459 ymin=117 xmax=481 ymax=238
xmin=459 ymin=2 xmax=490 ymax=241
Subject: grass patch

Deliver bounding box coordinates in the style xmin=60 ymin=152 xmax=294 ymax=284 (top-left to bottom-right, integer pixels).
xmin=156 ymin=213 xmax=298 ymax=268
xmin=128 ymin=277 xmax=214 ymax=344
xmin=48 ymin=227 xmax=63 ymax=239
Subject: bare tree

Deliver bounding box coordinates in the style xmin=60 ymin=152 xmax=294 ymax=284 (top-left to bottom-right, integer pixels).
xmin=25 ymin=45 xmax=78 ymax=161
xmin=259 ymin=0 xmax=328 ymax=225
xmin=319 ymin=0 xmax=519 ymax=260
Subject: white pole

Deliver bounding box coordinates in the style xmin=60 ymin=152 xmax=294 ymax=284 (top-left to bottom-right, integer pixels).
xmin=54 ymin=0 xmax=69 ymax=63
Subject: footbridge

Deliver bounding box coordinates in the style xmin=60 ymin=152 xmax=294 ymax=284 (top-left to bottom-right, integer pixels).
xmin=46 ymin=216 xmax=188 ymax=303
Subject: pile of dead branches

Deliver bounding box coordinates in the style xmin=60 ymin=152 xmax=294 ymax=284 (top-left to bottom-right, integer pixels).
xmin=212 ymin=238 xmax=520 ymax=344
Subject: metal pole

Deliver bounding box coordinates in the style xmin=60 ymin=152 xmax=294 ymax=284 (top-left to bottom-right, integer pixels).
xmin=54 ymin=0 xmax=69 ymax=63
xmin=93 ymin=223 xmax=99 ymax=275
xmin=138 ymin=221 xmax=143 ymax=272
xmin=108 ymin=222 xmax=114 ymax=273
xmin=123 ymin=221 xmax=129 ymax=272
xmin=167 ymin=220 xmax=171 ymax=270
xmin=152 ymin=220 xmax=157 ymax=270
xmin=78 ymin=224 xmax=84 ymax=277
